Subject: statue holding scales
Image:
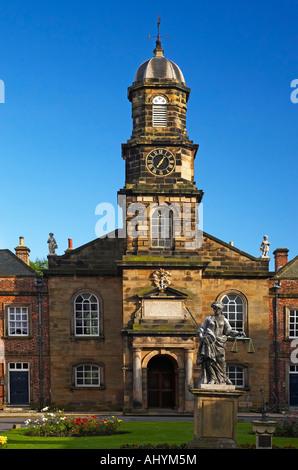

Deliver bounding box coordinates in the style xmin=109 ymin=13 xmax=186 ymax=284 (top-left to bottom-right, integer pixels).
xmin=196 ymin=301 xmax=246 ymax=386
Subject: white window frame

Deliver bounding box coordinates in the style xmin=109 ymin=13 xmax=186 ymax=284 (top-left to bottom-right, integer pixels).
xmin=286 ymin=307 xmax=298 ymax=339
xmin=74 ymin=293 xmax=100 ymax=337
xmin=75 ymin=364 xmax=101 ymax=388
xmin=8 ymin=362 xmax=29 ymax=371
xmin=152 ymin=95 xmax=167 ymax=128
xmin=151 ymin=208 xmax=173 ymax=248
xmin=220 ymin=292 xmax=246 ymax=332
xmin=226 ymin=364 xmax=246 ymax=388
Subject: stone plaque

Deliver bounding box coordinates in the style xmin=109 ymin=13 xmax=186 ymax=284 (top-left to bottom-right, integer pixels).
xmin=143 ymin=300 xmax=183 ymax=318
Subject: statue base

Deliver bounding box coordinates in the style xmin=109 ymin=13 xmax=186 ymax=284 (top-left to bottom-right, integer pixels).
xmin=198 ymin=383 xmax=236 ymax=391
xmin=188 ymin=387 xmax=244 ymax=449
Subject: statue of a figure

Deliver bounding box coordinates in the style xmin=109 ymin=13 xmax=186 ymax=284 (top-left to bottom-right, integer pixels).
xmin=196 ymin=301 xmax=245 ymax=386
xmin=47 ymin=233 xmax=58 ymax=254
xmin=259 ymin=235 xmax=270 ymax=258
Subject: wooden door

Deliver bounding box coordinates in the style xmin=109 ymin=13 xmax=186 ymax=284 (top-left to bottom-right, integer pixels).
xmin=147 ymin=356 xmax=175 ymax=408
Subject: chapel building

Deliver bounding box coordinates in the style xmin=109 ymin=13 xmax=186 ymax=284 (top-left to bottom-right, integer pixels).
xmin=45 ymin=39 xmax=271 ymax=413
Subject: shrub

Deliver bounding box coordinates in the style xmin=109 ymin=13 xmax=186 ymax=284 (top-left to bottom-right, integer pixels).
xmin=274 ymin=413 xmax=298 ymax=437
xmin=24 ymin=407 xmax=122 ymax=437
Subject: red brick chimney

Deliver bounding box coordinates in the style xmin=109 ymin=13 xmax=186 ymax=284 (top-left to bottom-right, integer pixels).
xmin=273 ymin=248 xmax=289 ymax=271
xmin=15 ymin=236 xmax=30 ymax=265
xmin=65 ymin=238 xmax=73 ymax=253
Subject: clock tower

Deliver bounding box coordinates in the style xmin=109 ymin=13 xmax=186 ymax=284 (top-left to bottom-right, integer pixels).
xmin=119 ymin=36 xmax=203 ymax=254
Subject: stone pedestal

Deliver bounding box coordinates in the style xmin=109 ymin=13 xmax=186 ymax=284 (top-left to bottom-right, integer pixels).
xmin=252 ymin=420 xmax=277 ymax=449
xmin=188 ymin=386 xmax=244 ymax=449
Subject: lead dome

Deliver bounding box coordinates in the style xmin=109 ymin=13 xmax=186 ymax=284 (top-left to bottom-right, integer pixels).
xmin=134 ymin=39 xmax=185 ymax=84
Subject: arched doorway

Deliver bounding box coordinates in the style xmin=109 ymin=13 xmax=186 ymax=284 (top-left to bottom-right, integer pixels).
xmin=147 ymin=355 xmax=176 ymax=409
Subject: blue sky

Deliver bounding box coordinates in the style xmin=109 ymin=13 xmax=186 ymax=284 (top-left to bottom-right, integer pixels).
xmin=0 ymin=0 xmax=297 ymax=270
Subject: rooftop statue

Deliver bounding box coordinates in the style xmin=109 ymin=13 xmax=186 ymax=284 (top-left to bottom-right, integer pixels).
xmin=260 ymin=235 xmax=270 ymax=258
xmin=47 ymin=233 xmax=58 ymax=255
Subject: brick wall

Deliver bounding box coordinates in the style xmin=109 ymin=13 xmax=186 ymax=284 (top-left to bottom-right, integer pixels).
xmin=0 ymin=276 xmax=50 ymax=408
xmin=269 ymin=277 xmax=298 ymax=409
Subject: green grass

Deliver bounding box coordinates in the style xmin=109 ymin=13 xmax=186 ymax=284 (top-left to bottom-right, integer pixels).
xmin=1 ymin=422 xmax=298 ymax=449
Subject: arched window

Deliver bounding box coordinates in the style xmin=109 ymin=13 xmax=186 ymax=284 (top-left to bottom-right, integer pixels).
xmin=152 ymin=96 xmax=167 ymax=127
xmin=74 ymin=293 xmax=100 ymax=337
xmin=151 ymin=207 xmax=173 ymax=248
xmin=220 ymin=292 xmax=246 ymax=332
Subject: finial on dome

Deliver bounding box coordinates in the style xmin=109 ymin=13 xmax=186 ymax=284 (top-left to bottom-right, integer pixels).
xmin=153 ymin=15 xmax=164 ymax=57
xmin=153 ymin=40 xmax=164 ymax=57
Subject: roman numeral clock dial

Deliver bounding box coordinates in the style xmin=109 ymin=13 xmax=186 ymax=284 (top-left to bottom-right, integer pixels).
xmin=146 ymin=148 xmax=176 ymax=176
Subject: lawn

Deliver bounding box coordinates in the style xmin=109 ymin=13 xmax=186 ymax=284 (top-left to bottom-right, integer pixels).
xmin=1 ymin=421 xmax=298 ymax=449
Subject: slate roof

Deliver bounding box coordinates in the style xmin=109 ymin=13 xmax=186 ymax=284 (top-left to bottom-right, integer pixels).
xmin=0 ymin=249 xmax=36 ymax=276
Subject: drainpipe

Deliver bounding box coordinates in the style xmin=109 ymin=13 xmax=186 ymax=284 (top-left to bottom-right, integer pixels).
xmin=273 ymin=282 xmax=281 ymax=410
xmin=35 ymin=277 xmax=44 ymax=410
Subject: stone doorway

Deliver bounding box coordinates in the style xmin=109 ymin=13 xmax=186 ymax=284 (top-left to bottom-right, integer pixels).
xmin=147 ymin=355 xmax=176 ymax=409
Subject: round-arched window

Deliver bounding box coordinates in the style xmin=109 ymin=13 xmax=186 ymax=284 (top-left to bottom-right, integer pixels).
xmin=74 ymin=293 xmax=100 ymax=336
xmin=151 ymin=207 xmax=173 ymax=248
xmin=221 ymin=293 xmax=244 ymax=331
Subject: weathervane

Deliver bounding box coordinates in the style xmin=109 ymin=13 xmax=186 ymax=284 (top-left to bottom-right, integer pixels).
xmin=147 ymin=15 xmax=170 ymax=41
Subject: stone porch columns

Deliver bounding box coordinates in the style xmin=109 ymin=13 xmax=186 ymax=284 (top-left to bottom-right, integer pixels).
xmin=132 ymin=348 xmax=142 ymax=408
xmin=185 ymin=348 xmax=194 ymax=411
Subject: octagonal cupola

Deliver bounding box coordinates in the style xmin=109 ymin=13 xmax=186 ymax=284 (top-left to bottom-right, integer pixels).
xmin=126 ymin=38 xmax=191 ymax=142
xmin=134 ymin=39 xmax=185 ymax=84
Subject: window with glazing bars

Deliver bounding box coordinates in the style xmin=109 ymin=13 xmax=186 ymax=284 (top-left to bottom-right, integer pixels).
xmin=289 ymin=309 xmax=298 ymax=337
xmin=74 ymin=293 xmax=99 ymax=336
xmin=75 ymin=364 xmax=100 ymax=387
xmin=151 ymin=208 xmax=173 ymax=248
xmin=221 ymin=294 xmax=244 ymax=331
xmin=8 ymin=307 xmax=28 ymax=336
xmin=226 ymin=365 xmax=245 ymax=388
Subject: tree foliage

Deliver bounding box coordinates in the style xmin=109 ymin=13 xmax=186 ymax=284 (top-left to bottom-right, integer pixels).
xmin=29 ymin=257 xmax=48 ymax=275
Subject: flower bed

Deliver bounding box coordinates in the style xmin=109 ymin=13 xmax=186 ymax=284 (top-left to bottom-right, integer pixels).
xmin=240 ymin=443 xmax=296 ymax=449
xmin=120 ymin=443 xmax=187 ymax=449
xmin=24 ymin=407 xmax=122 ymax=437
xmin=274 ymin=413 xmax=298 ymax=437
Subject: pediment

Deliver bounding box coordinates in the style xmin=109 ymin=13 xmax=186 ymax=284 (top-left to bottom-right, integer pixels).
xmin=135 ymin=286 xmax=188 ymax=299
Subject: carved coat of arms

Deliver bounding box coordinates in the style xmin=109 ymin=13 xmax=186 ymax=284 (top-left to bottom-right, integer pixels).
xmin=152 ymin=268 xmax=171 ymax=292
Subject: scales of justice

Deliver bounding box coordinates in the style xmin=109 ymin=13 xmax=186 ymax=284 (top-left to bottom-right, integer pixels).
xmin=188 ymin=301 xmax=255 ymax=449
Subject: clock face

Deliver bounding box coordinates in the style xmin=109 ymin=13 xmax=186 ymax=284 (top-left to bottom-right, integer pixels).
xmin=146 ymin=148 xmax=176 ymax=176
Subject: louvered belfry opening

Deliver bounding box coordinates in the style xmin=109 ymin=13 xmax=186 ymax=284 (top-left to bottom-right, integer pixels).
xmin=152 ymin=95 xmax=167 ymax=127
